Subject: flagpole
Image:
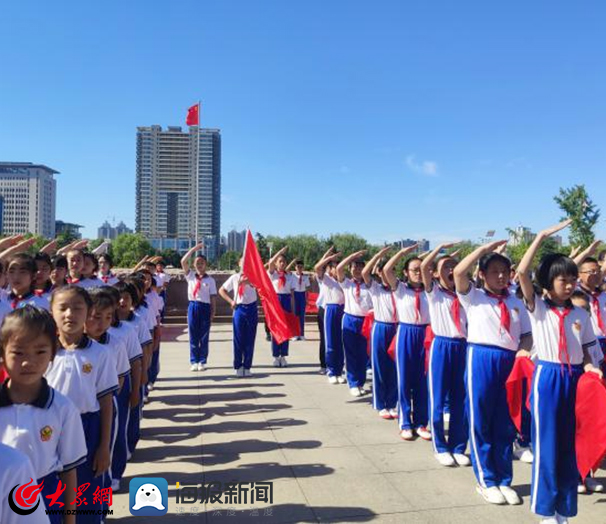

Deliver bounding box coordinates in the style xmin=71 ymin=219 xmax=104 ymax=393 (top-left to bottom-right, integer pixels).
xmin=195 ymin=100 xmax=201 ymax=252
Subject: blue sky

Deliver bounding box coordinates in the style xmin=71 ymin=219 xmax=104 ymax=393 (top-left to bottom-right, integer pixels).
xmin=1 ymin=1 xmax=605 ymax=245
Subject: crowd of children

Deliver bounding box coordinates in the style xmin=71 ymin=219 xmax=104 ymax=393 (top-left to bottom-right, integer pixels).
xmin=0 ymin=236 xmax=167 ymax=524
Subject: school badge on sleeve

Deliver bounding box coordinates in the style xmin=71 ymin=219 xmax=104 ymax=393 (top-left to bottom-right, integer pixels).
xmin=82 ymin=362 xmax=93 ymax=374
xmin=40 ymin=425 xmax=53 ymax=442
xmin=573 ymin=320 xmax=582 ymax=332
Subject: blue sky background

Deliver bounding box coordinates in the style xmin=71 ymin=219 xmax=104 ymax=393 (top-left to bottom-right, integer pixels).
xmin=1 ymin=1 xmax=605 ymax=245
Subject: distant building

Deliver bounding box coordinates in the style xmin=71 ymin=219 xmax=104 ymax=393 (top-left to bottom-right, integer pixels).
xmin=55 ymin=220 xmax=83 ymax=239
xmin=97 ymin=220 xmax=133 ymax=240
xmin=394 ymin=238 xmax=430 ymax=252
xmin=552 ymin=235 xmax=563 ymax=247
xmin=227 ymin=229 xmax=246 ymax=253
xmin=508 ymin=226 xmax=536 ymax=246
xmin=0 ymin=162 xmax=57 ymax=237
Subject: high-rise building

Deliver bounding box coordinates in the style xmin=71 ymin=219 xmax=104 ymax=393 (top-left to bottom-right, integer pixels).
xmin=97 ymin=220 xmax=133 ymax=240
xmin=395 ymin=238 xmax=430 ymax=252
xmin=508 ymin=225 xmax=536 ymax=246
xmin=227 ymin=229 xmax=246 ymax=253
xmin=0 ymin=162 xmax=57 ymax=237
xmin=135 ymin=125 xmax=221 ymax=259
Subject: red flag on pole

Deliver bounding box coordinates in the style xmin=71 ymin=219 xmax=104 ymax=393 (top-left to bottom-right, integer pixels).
xmin=186 ymin=103 xmax=200 ymax=126
xmin=241 ymin=230 xmax=300 ymax=344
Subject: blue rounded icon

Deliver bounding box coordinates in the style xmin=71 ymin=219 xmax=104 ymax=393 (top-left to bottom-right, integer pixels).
xmin=129 ymin=477 xmax=168 ymax=516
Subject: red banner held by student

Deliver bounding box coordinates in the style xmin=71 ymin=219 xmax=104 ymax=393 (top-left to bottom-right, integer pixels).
xmin=186 ymin=103 xmax=200 ymax=126
xmin=241 ymin=230 xmax=300 ymax=344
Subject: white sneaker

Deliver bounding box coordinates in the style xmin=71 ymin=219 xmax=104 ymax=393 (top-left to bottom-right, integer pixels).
xmin=388 ymin=408 xmax=398 ymax=419
xmin=513 ymin=444 xmax=534 ymax=463
xmin=366 ymin=368 xmax=373 ymax=378
xmin=143 ymin=396 xmax=149 ymax=404
xmin=349 ymin=387 xmax=361 ymax=397
xmin=336 ymin=376 xmax=346 ymax=384
xmin=443 ymin=411 xmax=450 ymax=423
xmin=539 ymin=518 xmax=559 ymax=524
xmin=453 ymin=453 xmax=471 ymax=467
xmin=400 ymin=429 xmax=415 ymax=441
xmin=190 ymin=364 xmax=198 ymax=372
xmin=379 ymin=409 xmax=391 ymax=419
xmin=585 ymin=477 xmax=604 ymax=493
xmin=578 ymin=483 xmax=587 ymax=494
xmin=148 ymin=384 xmax=154 ymax=391
xmin=435 ymin=452 xmax=455 ymax=467
xmin=358 ymin=387 xmax=369 ymax=395
xmin=273 ymin=358 xmax=281 ymax=367
xmin=328 ymin=375 xmax=338 ymax=384
xmin=476 ymin=485 xmax=506 ymax=505
xmin=416 ymin=426 xmax=432 ymax=441
xmin=235 ymin=367 xmax=245 ymax=377
xmin=197 ymin=363 xmax=206 ymax=371
xmin=555 ymin=513 xmax=569 ymax=524
xmin=244 ymin=369 xmax=252 ymax=377
xmin=318 ymin=367 xmax=327 ymax=374
xmin=498 ymin=486 xmax=521 ymax=505
xmin=280 ymin=356 xmax=288 ymax=367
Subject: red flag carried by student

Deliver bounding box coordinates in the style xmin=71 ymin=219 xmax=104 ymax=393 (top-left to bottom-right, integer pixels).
xmin=576 ymin=372 xmax=606 ymax=479
xmin=186 ymin=103 xmax=200 ymax=126
xmin=362 ymin=311 xmax=375 ymax=356
xmin=241 ymin=230 xmax=300 ymax=344
xmin=506 ymin=356 xmax=535 ymax=433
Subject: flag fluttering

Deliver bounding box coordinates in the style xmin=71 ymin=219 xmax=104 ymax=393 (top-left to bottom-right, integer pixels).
xmin=186 ymin=103 xmax=200 ymax=126
xmin=241 ymin=230 xmax=300 ymax=344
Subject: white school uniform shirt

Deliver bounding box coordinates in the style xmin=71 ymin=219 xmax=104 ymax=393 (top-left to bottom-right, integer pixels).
xmin=317 ymin=273 xmax=345 ymax=305
xmin=71 ymin=276 xmax=104 ymax=290
xmin=457 ymin=285 xmax=532 ymax=351
xmin=0 ymin=444 xmax=51 ymax=524
xmin=146 ymin=290 xmax=162 ymax=320
xmin=221 ymin=273 xmax=258 ymax=305
xmin=108 ymin=321 xmax=144 ymax=363
xmin=45 ymin=336 xmax=119 ymax=414
xmin=393 ymin=282 xmax=430 ymax=325
xmin=425 ymin=282 xmax=468 ymax=339
xmin=136 ymin=303 xmax=157 ymax=331
xmin=185 ymin=271 xmax=217 ymax=302
xmin=98 ymin=332 xmax=131 ymax=379
xmin=269 ymin=271 xmax=293 ymax=295
xmin=368 ymin=280 xmax=398 ymax=323
xmin=576 ymin=286 xmax=606 ymax=340
xmin=8 ymin=292 xmax=50 ymax=312
xmin=340 ymin=278 xmax=372 ymax=317
xmin=527 ymin=296 xmax=596 ymax=365
xmin=155 ymin=271 xmax=170 ymax=288
xmin=0 ymin=299 xmax=12 ymax=325
xmin=126 ymin=312 xmax=153 ymax=346
xmin=0 ymin=379 xmax=87 ymax=479
xmin=291 ymin=273 xmax=311 ymax=293
xmin=315 ymin=280 xmax=326 ymax=309
xmin=98 ymin=272 xmax=119 ymax=286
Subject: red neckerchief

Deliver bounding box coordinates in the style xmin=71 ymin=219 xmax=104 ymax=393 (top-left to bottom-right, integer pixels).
xmin=192 ymin=274 xmax=204 ymax=297
xmin=278 ymin=271 xmax=287 ymax=290
xmin=237 ymin=275 xmax=246 ymax=299
xmin=67 ymin=275 xmax=82 ymax=284
xmin=34 ymin=282 xmax=53 ymax=296
xmin=549 ymin=302 xmax=573 ymax=374
xmin=439 ymin=284 xmax=463 ymax=337
xmin=407 ymin=283 xmax=423 ymax=322
xmin=9 ymin=291 xmax=34 ymax=309
xmin=588 ymin=288 xmax=606 ymax=337
xmin=484 ymin=288 xmax=512 ymax=339
xmin=298 ymin=273 xmax=303 ymax=288
xmin=386 ymin=285 xmax=398 ymax=323
xmin=100 ymin=272 xmax=114 ymax=284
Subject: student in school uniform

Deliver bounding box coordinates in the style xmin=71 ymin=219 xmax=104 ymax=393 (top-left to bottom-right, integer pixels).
xmin=291 ymin=260 xmax=311 ymax=340
xmin=421 ymin=243 xmax=470 ymax=467
xmin=219 ymin=263 xmax=259 ymax=377
xmin=518 ymin=220 xmax=603 ymax=523
xmin=98 ymin=254 xmax=119 ymax=285
xmin=50 ymin=255 xmax=68 ymax=289
xmin=453 ymin=241 xmax=533 ymax=506
xmin=0 ymin=307 xmax=87 ymax=524
xmin=267 ymin=247 xmax=295 ymax=367
xmin=0 ymin=444 xmax=52 ymax=524
xmin=362 ymin=247 xmax=402 ymax=419
xmin=314 ymin=248 xmax=346 ymax=383
xmin=7 ymin=254 xmax=50 ymax=311
xmin=315 ymin=281 xmax=327 ymax=374
xmin=81 ymin=253 xmax=104 ymax=289
xmin=384 ymin=247 xmax=431 ymax=441
xmin=33 ymin=252 xmax=54 ymax=299
xmin=181 ymin=243 xmax=217 ymax=372
xmin=154 ymin=259 xmax=170 ymax=320
xmin=45 ymin=286 xmax=119 ymax=524
xmin=336 ymin=250 xmax=373 ymax=396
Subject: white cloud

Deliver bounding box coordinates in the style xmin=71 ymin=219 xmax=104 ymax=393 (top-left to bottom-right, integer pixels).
xmin=406 ymin=155 xmax=438 ymax=177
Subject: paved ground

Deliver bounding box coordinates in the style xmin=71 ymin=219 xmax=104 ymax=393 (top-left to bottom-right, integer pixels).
xmin=111 ymin=323 xmax=605 ymax=523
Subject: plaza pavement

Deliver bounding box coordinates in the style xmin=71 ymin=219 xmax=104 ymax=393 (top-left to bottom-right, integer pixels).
xmin=111 ymin=322 xmax=605 ymax=523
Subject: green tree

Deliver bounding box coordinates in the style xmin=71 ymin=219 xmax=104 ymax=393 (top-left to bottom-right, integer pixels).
xmin=327 ymin=233 xmax=370 ymax=256
xmin=217 ymin=250 xmax=241 ymax=270
xmin=554 ymin=185 xmax=600 ymax=249
xmin=157 ymin=249 xmax=181 ymax=268
xmin=56 ymin=230 xmax=79 ymax=248
xmin=112 ymin=233 xmax=154 ymax=268
xmin=88 ymin=238 xmax=106 ymax=252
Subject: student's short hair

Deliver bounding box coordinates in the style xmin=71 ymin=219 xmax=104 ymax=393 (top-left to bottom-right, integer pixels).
xmin=50 ymin=285 xmax=93 ymax=310
xmin=598 ymin=251 xmax=606 ymax=263
xmin=436 ymin=256 xmax=454 ymax=271
xmin=295 ymin=259 xmax=304 ymax=266
xmin=83 ymin=252 xmax=99 ymax=271
xmin=0 ymin=306 xmax=58 ymax=359
xmin=34 ymin=252 xmax=53 ymax=269
xmin=536 ymin=254 xmax=578 ymax=291
xmin=100 ymin=285 xmax=121 ymax=308
xmin=571 ymin=289 xmax=589 ymax=302
xmin=404 ymin=257 xmax=422 ymax=272
xmin=349 ymin=259 xmax=366 ymax=268
xmin=98 ymin=253 xmax=113 ymax=267
xmin=51 ymin=255 xmax=68 ymax=270
xmin=579 ymin=256 xmax=599 ymax=268
xmin=478 ymin=253 xmax=511 ymax=274
xmin=156 ymin=259 xmax=166 ymax=267
xmin=327 ymin=260 xmax=338 ymax=269
xmin=114 ymin=281 xmax=139 ymax=306
xmin=8 ymin=253 xmax=37 ymax=275
xmin=88 ymin=288 xmax=116 ymax=312
xmin=143 ymin=261 xmax=155 ymax=270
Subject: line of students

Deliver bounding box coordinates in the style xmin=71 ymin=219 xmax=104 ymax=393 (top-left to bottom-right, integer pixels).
xmin=0 ymin=244 xmax=165 ymax=524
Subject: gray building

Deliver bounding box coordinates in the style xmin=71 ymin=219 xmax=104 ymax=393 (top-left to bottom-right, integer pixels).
xmin=0 ymin=162 xmax=57 ymax=237
xmin=395 ymin=238 xmax=430 ymax=252
xmin=98 ymin=220 xmax=133 ymax=240
xmin=227 ymin=229 xmax=246 ymax=253
xmin=135 ymin=125 xmax=221 ymax=260
xmin=55 ymin=220 xmax=83 ymax=239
